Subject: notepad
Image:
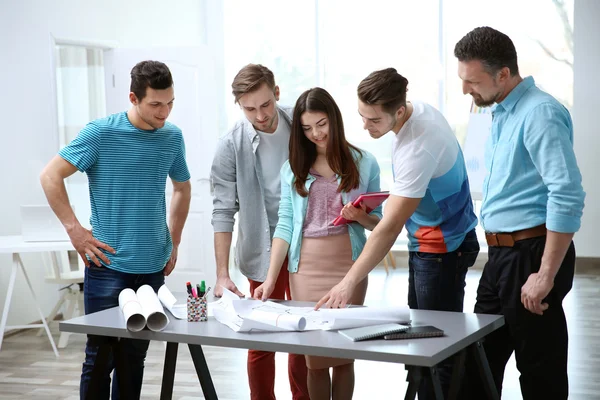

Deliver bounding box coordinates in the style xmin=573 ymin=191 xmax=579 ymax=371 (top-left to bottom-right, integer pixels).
xmin=383 ymin=325 xmax=444 ymax=340
xmin=338 ymin=323 xmax=410 ymax=342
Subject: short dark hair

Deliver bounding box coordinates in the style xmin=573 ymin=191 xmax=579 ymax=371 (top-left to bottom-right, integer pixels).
xmin=231 ymin=64 xmax=276 ymax=103
xmin=357 ymin=68 xmax=409 ymax=115
xmin=130 ymin=61 xmax=173 ymax=100
xmin=454 ymin=26 xmax=519 ymax=76
xmin=290 ymin=87 xmax=362 ymax=197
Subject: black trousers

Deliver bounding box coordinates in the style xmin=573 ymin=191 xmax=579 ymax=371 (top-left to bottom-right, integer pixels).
xmin=464 ymin=236 xmax=575 ymax=399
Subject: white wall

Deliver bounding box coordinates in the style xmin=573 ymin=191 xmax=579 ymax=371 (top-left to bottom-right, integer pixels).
xmin=573 ymin=0 xmax=600 ymax=258
xmin=0 ymin=0 xmax=207 ymax=327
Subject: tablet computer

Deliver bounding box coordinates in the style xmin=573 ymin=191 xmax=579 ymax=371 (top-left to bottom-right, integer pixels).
xmin=332 ymin=191 xmax=390 ymax=226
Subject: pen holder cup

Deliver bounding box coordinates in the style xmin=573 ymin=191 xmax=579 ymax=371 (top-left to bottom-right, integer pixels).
xmin=187 ymin=296 xmax=208 ymax=322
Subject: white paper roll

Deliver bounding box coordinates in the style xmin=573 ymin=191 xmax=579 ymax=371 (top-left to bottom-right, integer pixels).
xmin=136 ymin=284 xmax=169 ymax=332
xmin=316 ymin=305 xmax=411 ymax=330
xmin=118 ymin=288 xmax=146 ymax=332
xmin=250 ymin=309 xmax=307 ymax=331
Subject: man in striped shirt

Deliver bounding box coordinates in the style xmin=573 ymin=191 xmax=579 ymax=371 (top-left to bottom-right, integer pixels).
xmin=40 ymin=60 xmax=191 ymax=399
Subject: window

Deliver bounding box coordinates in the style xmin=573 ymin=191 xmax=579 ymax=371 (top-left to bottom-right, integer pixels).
xmin=444 ymin=0 xmax=574 ymax=145
xmin=220 ymin=0 xmax=574 ymax=248
xmin=318 ymin=0 xmax=441 ymax=193
xmin=223 ymin=0 xmax=317 ymax=127
xmin=55 ymin=45 xmax=106 ymax=149
xmin=54 ymin=44 xmax=106 ymax=228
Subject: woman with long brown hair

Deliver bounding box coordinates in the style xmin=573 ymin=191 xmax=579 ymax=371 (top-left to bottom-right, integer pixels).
xmin=254 ymin=87 xmax=382 ymax=400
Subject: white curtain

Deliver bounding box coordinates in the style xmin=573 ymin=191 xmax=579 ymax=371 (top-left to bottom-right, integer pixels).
xmin=55 ymin=45 xmax=106 ymax=149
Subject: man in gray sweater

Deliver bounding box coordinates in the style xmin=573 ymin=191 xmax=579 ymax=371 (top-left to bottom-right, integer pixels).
xmin=210 ymin=64 xmax=309 ymax=400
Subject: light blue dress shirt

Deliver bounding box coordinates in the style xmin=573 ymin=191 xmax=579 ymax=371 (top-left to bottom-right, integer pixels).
xmin=481 ymin=76 xmax=585 ymax=233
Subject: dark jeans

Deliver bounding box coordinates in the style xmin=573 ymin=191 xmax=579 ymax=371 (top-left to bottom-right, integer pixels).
xmin=80 ymin=265 xmax=165 ymax=400
xmin=408 ymin=228 xmax=480 ymax=400
xmin=463 ymin=236 xmax=575 ymax=400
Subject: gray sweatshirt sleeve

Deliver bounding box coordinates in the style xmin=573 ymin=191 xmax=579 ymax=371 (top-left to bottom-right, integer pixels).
xmin=210 ymin=135 xmax=239 ymax=232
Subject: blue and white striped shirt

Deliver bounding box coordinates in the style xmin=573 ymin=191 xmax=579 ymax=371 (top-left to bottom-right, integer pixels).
xmin=59 ymin=111 xmax=191 ymax=274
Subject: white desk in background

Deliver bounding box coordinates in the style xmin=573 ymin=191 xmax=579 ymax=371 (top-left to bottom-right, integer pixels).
xmin=0 ymin=235 xmax=74 ymax=357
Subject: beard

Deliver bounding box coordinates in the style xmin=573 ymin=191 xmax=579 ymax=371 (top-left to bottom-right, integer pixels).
xmin=472 ymin=91 xmax=501 ymax=107
xmin=257 ymin=111 xmax=278 ymax=132
xmin=373 ymin=117 xmax=397 ymax=138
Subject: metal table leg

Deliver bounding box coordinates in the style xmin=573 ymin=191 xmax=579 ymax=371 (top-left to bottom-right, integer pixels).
xmin=189 ymin=344 xmax=218 ymax=400
xmin=405 ymin=366 xmax=423 ymax=400
xmin=471 ymin=341 xmax=500 ymax=400
xmin=429 ymin=366 xmax=445 ymax=400
xmin=160 ymin=342 xmax=179 ymax=400
xmin=0 ymin=253 xmax=59 ymax=357
xmin=447 ymin=349 xmax=467 ymax=400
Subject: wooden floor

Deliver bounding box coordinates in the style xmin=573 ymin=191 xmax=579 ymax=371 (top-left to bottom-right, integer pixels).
xmin=1 ymin=262 xmax=599 ymax=399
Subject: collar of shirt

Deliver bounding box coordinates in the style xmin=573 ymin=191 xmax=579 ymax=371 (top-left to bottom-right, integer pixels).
xmin=244 ymin=106 xmax=291 ymax=148
xmin=493 ymin=76 xmax=536 ymax=114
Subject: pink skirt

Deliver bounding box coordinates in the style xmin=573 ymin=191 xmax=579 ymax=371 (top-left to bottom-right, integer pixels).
xmin=290 ymin=233 xmax=368 ymax=369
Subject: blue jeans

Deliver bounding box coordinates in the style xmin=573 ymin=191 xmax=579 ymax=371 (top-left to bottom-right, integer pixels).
xmin=80 ymin=265 xmax=164 ymax=400
xmin=408 ymin=228 xmax=479 ymax=400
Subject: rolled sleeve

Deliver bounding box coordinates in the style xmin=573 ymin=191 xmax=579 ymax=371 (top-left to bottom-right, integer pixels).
xmin=524 ymin=103 xmax=585 ymax=233
xmin=210 ymin=136 xmax=239 ymax=233
xmin=273 ymin=163 xmax=293 ymax=244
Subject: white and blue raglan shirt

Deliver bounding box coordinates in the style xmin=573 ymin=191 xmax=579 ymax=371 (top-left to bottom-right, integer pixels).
xmin=391 ymin=101 xmax=477 ymax=253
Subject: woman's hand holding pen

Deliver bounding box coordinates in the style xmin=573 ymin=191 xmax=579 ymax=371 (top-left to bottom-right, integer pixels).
xmin=253 ymin=279 xmax=276 ymax=302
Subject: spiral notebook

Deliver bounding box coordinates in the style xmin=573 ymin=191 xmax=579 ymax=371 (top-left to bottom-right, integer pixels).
xmin=383 ymin=325 xmax=444 ymax=340
xmin=338 ymin=323 xmax=410 ymax=342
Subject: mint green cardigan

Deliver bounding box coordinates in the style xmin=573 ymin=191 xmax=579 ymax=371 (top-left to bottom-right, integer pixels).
xmin=273 ymin=149 xmax=382 ymax=273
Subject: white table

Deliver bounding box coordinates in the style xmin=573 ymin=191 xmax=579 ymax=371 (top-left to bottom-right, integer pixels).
xmin=0 ymin=235 xmax=74 ymax=357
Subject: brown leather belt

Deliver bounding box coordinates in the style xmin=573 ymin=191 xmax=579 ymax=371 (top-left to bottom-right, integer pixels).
xmin=485 ymin=224 xmax=547 ymax=247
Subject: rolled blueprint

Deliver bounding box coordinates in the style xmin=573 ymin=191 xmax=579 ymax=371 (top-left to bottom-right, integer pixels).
xmin=315 ymin=305 xmax=411 ymax=330
xmin=249 ymin=309 xmax=307 ymax=331
xmin=157 ymin=284 xmax=187 ymax=319
xmin=137 ymin=284 xmax=169 ymax=332
xmin=118 ymin=288 xmax=146 ymax=332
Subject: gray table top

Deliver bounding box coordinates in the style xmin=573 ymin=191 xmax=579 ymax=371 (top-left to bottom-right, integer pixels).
xmin=61 ymin=301 xmax=504 ymax=367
